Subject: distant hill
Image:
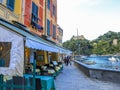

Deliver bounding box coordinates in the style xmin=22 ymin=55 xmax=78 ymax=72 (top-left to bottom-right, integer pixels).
xmin=91 ymin=31 xmax=120 ymax=55
xmin=63 ymin=31 xmax=120 ymax=55
xmin=93 ymin=31 xmax=120 ymax=42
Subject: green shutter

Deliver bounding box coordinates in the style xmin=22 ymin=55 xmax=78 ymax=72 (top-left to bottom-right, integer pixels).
xmin=47 ymin=19 xmax=50 ymax=35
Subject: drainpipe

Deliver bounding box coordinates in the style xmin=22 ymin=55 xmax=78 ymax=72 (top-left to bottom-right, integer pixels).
xmin=44 ymin=0 xmax=47 ymax=36
xmin=33 ymin=52 xmax=36 ymax=90
xmin=21 ymin=0 xmax=25 ymax=24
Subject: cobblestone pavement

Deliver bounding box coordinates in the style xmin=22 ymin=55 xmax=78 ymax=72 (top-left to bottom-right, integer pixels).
xmin=55 ymin=62 xmax=120 ymax=90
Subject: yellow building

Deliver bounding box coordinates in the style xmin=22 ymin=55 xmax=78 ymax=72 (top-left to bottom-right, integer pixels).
xmin=0 ymin=0 xmax=70 ymax=67
xmin=0 ymin=0 xmax=22 ymax=22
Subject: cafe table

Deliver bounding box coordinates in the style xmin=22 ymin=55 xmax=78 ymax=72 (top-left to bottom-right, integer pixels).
xmin=24 ymin=74 xmax=55 ymax=90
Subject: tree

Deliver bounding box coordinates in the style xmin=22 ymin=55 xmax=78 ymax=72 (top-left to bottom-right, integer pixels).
xmin=63 ymin=31 xmax=120 ymax=55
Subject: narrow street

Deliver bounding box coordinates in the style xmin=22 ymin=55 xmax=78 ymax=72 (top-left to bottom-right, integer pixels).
xmin=55 ymin=62 xmax=120 ymax=90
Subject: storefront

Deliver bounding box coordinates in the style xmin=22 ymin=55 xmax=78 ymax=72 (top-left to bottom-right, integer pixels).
xmin=0 ymin=18 xmax=72 ymax=89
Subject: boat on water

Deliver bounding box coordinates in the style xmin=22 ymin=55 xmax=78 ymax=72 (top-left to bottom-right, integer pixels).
xmin=108 ymin=56 xmax=119 ymax=62
xmin=81 ymin=56 xmax=88 ymax=59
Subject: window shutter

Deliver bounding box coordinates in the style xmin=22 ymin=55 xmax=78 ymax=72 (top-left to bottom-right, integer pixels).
xmin=7 ymin=0 xmax=15 ymax=11
xmin=47 ymin=0 xmax=50 ymax=10
xmin=31 ymin=2 xmax=38 ymax=24
xmin=53 ymin=25 xmax=56 ymax=38
xmin=47 ymin=19 xmax=50 ymax=35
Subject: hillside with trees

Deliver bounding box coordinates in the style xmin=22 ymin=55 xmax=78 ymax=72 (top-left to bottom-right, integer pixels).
xmin=63 ymin=31 xmax=120 ymax=55
xmin=63 ymin=35 xmax=93 ymax=55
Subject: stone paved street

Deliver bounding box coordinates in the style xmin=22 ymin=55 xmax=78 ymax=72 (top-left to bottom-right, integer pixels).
xmin=55 ymin=62 xmax=120 ymax=90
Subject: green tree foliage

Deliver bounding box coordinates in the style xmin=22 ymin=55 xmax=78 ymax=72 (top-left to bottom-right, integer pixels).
xmin=63 ymin=31 xmax=120 ymax=55
xmin=91 ymin=31 xmax=120 ymax=55
xmin=63 ymin=37 xmax=92 ymax=55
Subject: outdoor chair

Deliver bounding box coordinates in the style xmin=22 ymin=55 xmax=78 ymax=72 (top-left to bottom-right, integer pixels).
xmin=13 ymin=76 xmax=27 ymax=90
xmin=30 ymin=77 xmax=42 ymax=90
xmin=51 ymin=61 xmax=63 ymax=75
xmin=6 ymin=79 xmax=13 ymax=90
xmin=0 ymin=58 xmax=5 ymax=67
xmin=25 ymin=67 xmax=32 ymax=74
xmin=44 ymin=64 xmax=49 ymax=67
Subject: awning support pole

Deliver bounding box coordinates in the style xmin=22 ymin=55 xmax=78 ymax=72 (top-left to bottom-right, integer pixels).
xmin=33 ymin=52 xmax=36 ymax=90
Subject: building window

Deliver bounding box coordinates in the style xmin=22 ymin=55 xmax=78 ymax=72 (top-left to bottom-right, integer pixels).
xmin=47 ymin=19 xmax=50 ymax=36
xmin=60 ymin=40 xmax=62 ymax=43
xmin=47 ymin=0 xmax=50 ymax=10
xmin=0 ymin=0 xmax=3 ymax=4
xmin=57 ymin=36 xmax=59 ymax=41
xmin=31 ymin=2 xmax=43 ymax=30
xmin=53 ymin=24 xmax=56 ymax=38
xmin=31 ymin=2 xmax=39 ymax=29
xmin=53 ymin=5 xmax=56 ymax=16
xmin=7 ymin=0 xmax=15 ymax=11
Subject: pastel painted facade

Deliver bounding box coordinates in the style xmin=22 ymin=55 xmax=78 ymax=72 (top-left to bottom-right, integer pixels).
xmin=56 ymin=25 xmax=63 ymax=46
xmin=0 ymin=0 xmax=63 ymax=46
xmin=45 ymin=0 xmax=57 ymax=43
xmin=0 ymin=0 xmax=65 ymax=65
xmin=0 ymin=0 xmax=22 ymax=22
xmin=24 ymin=0 xmax=44 ymax=36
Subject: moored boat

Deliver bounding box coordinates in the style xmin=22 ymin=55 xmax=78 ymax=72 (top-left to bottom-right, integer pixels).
xmin=108 ymin=56 xmax=119 ymax=62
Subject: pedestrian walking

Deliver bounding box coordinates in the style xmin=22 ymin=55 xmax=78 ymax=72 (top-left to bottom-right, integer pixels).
xmin=64 ymin=56 xmax=67 ymax=65
xmin=66 ymin=55 xmax=71 ymax=66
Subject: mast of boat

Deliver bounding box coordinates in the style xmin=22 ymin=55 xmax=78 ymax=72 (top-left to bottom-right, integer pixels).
xmin=77 ymin=28 xmax=80 ymax=56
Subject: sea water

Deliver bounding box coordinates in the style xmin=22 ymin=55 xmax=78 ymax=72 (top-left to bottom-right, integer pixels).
xmin=80 ymin=56 xmax=120 ymax=71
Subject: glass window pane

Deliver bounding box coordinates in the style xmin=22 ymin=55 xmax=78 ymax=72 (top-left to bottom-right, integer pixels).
xmin=7 ymin=0 xmax=15 ymax=11
xmin=0 ymin=42 xmax=11 ymax=67
xmin=0 ymin=0 xmax=3 ymax=4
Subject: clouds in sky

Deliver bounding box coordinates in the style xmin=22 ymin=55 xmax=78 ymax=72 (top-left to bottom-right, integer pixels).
xmin=57 ymin=0 xmax=120 ymax=42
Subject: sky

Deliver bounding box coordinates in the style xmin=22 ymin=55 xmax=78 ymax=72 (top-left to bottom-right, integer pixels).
xmin=57 ymin=0 xmax=120 ymax=42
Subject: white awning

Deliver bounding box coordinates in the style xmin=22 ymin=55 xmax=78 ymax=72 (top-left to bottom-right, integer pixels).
xmin=0 ymin=18 xmax=71 ymax=54
xmin=26 ymin=38 xmax=59 ymax=53
xmin=0 ymin=26 xmax=24 ymax=76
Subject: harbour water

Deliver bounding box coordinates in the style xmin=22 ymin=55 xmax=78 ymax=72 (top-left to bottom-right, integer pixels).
xmin=79 ymin=56 xmax=120 ymax=71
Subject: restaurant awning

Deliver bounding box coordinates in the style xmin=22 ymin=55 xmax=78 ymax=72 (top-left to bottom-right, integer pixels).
xmin=0 ymin=18 xmax=72 ymax=76
xmin=0 ymin=18 xmax=71 ymax=54
xmin=26 ymin=38 xmax=59 ymax=52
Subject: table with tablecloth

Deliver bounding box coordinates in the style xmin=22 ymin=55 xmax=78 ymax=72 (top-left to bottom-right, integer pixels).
xmin=24 ymin=74 xmax=55 ymax=90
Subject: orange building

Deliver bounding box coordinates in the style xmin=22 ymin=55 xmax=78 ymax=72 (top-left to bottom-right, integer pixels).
xmin=23 ymin=0 xmax=44 ymax=36
xmin=0 ymin=0 xmax=68 ymax=64
xmin=23 ymin=0 xmax=58 ymax=44
xmin=45 ymin=0 xmax=57 ymax=43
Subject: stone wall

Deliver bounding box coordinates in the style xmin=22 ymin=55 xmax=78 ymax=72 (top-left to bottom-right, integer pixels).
xmin=74 ymin=60 xmax=120 ymax=83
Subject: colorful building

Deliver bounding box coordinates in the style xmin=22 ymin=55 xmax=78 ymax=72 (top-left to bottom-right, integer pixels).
xmin=23 ymin=0 xmax=58 ymax=65
xmin=0 ymin=0 xmax=62 ymax=45
xmin=45 ymin=0 xmax=57 ymax=43
xmin=24 ymin=0 xmax=44 ymax=36
xmin=0 ymin=2 xmax=72 ymax=88
xmin=23 ymin=0 xmax=58 ymax=44
xmin=0 ymin=0 xmax=71 ymax=66
xmin=0 ymin=0 xmax=22 ymax=22
xmin=56 ymin=24 xmax=63 ymax=46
